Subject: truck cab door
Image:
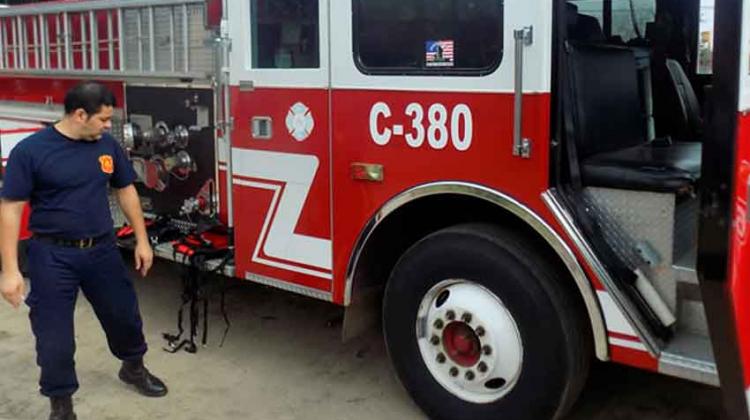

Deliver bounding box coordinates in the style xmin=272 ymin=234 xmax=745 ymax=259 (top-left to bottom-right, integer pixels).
xmin=226 ymin=0 xmax=334 ymax=299
xmin=699 ymin=0 xmax=750 ymax=418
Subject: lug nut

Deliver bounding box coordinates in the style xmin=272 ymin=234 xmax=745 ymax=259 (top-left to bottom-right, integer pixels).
xmin=462 ymin=312 xmax=473 ymax=323
xmin=446 ymin=310 xmax=456 ymax=321
xmin=430 ymin=335 xmax=440 ymax=346
xmin=476 ymin=326 xmax=485 ymax=337
xmin=465 ymin=370 xmax=475 ymax=381
xmin=436 ymin=353 xmax=446 ymax=364
xmin=449 ymin=367 xmax=459 ymax=377
xmin=478 ymin=362 xmax=488 ymax=373
xmin=434 ymin=319 xmax=444 ymax=329
xmin=483 ymin=345 xmax=492 ymax=356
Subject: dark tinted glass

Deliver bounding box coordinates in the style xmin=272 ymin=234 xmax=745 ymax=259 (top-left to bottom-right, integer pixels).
xmin=251 ymin=0 xmax=320 ymax=69
xmin=354 ymin=0 xmax=503 ymax=75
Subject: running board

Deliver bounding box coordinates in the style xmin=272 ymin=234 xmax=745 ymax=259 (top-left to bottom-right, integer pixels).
xmin=660 ymin=332 xmax=718 ymax=386
xmin=542 ymin=189 xmax=663 ymax=356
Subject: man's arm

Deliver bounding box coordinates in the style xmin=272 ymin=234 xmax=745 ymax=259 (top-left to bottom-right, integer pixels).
xmin=114 ymin=185 xmax=153 ymax=277
xmin=0 ymin=199 xmax=27 ymax=308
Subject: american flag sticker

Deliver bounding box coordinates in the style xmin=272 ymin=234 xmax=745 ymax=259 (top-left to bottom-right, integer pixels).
xmin=425 ymin=40 xmax=455 ymax=68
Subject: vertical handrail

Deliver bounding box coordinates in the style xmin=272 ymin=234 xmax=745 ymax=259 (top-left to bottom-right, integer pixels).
xmin=55 ymin=14 xmax=62 ymax=70
xmin=90 ymin=10 xmax=98 ymax=70
xmin=148 ymin=6 xmax=155 ymax=72
xmin=117 ymin=8 xmax=124 ymax=71
xmin=136 ymin=9 xmax=143 ymax=71
xmin=81 ymin=13 xmax=88 ymax=70
xmin=182 ymin=3 xmax=189 ymax=73
xmin=22 ymin=16 xmax=28 ymax=69
xmin=39 ymin=14 xmax=48 ymax=69
xmin=107 ymin=10 xmax=114 ymax=70
xmin=11 ymin=17 xmax=19 ymax=69
xmin=220 ymin=0 xmax=233 ymax=231
xmin=32 ymin=15 xmax=39 ymax=68
xmin=0 ymin=19 xmax=5 ymax=69
xmin=169 ymin=6 xmax=175 ymax=72
xmin=63 ymin=12 xmax=71 ymax=70
xmin=2 ymin=18 xmax=8 ymax=70
xmin=16 ymin=16 xmax=24 ymax=69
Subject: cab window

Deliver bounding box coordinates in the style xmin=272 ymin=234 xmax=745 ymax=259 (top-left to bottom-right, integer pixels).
xmin=353 ymin=0 xmax=503 ymax=75
xmin=250 ymin=0 xmax=320 ymax=69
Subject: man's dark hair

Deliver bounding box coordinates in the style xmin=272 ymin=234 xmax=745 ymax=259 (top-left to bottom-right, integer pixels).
xmin=64 ymin=81 xmax=116 ymax=116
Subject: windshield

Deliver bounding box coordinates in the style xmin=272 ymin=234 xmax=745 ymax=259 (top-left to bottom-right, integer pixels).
xmin=697 ymin=0 xmax=715 ymax=75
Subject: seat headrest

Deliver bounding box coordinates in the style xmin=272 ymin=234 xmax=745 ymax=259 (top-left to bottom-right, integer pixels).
xmin=566 ymin=3 xmax=605 ymax=42
xmin=566 ymin=3 xmax=579 ymax=27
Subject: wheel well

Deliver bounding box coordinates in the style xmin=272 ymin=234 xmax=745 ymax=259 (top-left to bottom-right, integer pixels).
xmin=347 ymin=193 xmax=603 ymax=359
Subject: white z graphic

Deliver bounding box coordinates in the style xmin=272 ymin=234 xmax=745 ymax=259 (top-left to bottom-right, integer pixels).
xmin=232 ymin=149 xmax=332 ymax=280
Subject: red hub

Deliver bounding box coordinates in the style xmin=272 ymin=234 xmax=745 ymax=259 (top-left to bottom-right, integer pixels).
xmin=442 ymin=322 xmax=481 ymax=367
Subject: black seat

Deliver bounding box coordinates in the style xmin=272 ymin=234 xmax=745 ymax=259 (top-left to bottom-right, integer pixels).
xmin=567 ymin=43 xmax=701 ymax=193
xmin=665 ymin=59 xmax=703 ymax=141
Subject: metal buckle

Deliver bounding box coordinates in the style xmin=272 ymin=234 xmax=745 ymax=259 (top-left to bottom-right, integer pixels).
xmin=78 ymin=238 xmax=93 ymax=249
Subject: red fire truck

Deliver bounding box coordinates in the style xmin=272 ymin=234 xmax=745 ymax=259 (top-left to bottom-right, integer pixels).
xmin=0 ymin=0 xmax=749 ymax=419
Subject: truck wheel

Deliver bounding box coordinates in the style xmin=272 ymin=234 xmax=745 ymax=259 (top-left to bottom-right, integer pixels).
xmin=383 ymin=224 xmax=590 ymax=420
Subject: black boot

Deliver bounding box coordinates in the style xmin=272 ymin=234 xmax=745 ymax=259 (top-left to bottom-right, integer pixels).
xmin=118 ymin=359 xmax=168 ymax=397
xmin=49 ymin=395 xmax=77 ymax=420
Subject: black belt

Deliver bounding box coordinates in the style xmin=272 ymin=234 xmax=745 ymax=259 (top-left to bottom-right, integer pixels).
xmin=32 ymin=233 xmax=110 ymax=249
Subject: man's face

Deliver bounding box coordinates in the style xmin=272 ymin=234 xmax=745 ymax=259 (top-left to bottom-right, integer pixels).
xmin=74 ymin=105 xmax=113 ymax=141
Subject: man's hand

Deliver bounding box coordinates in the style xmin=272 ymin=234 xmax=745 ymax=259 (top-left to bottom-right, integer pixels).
xmin=134 ymin=241 xmax=154 ymax=277
xmin=115 ymin=185 xmax=153 ymax=277
xmin=0 ymin=270 xmax=25 ymax=308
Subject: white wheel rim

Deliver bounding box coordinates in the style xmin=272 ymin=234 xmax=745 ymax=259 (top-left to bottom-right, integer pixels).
xmin=416 ymin=279 xmax=523 ymax=404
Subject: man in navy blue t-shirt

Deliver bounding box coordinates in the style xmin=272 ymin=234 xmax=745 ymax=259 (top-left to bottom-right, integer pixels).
xmin=0 ymin=82 xmax=167 ymax=420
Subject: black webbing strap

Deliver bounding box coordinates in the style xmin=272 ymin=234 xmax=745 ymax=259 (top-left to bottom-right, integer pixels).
xmin=163 ymin=242 xmax=233 ymax=353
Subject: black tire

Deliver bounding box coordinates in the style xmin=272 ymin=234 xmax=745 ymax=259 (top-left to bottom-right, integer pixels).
xmin=383 ymin=223 xmax=591 ymax=420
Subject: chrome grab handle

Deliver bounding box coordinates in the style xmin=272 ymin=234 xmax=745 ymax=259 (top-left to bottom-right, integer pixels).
xmin=513 ymin=26 xmax=533 ymax=159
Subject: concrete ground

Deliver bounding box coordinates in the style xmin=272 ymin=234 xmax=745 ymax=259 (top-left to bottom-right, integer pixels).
xmin=0 ymin=257 xmax=724 ymax=420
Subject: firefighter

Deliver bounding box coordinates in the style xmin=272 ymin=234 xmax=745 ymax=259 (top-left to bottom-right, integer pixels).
xmin=0 ymin=82 xmax=167 ymax=420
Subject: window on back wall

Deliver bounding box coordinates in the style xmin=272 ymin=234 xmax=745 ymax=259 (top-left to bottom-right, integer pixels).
xmin=250 ymin=0 xmax=320 ymax=69
xmin=353 ymin=0 xmax=503 ymax=76
xmin=696 ymin=0 xmax=714 ymax=75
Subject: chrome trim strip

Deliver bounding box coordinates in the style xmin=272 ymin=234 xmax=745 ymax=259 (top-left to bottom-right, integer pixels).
xmin=659 ymin=351 xmax=719 ymax=387
xmin=152 ymin=243 xmax=332 ymax=302
xmin=245 ymin=271 xmax=333 ymax=302
xmin=344 ymin=182 xmax=609 ymax=361
xmin=542 ymin=189 xmax=661 ymax=356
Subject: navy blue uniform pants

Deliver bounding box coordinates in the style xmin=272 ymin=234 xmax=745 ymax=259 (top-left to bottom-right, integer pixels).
xmin=25 ymin=236 xmax=147 ymax=397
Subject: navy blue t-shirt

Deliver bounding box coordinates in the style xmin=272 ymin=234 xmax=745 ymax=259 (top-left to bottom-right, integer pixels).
xmin=1 ymin=126 xmax=136 ymax=239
